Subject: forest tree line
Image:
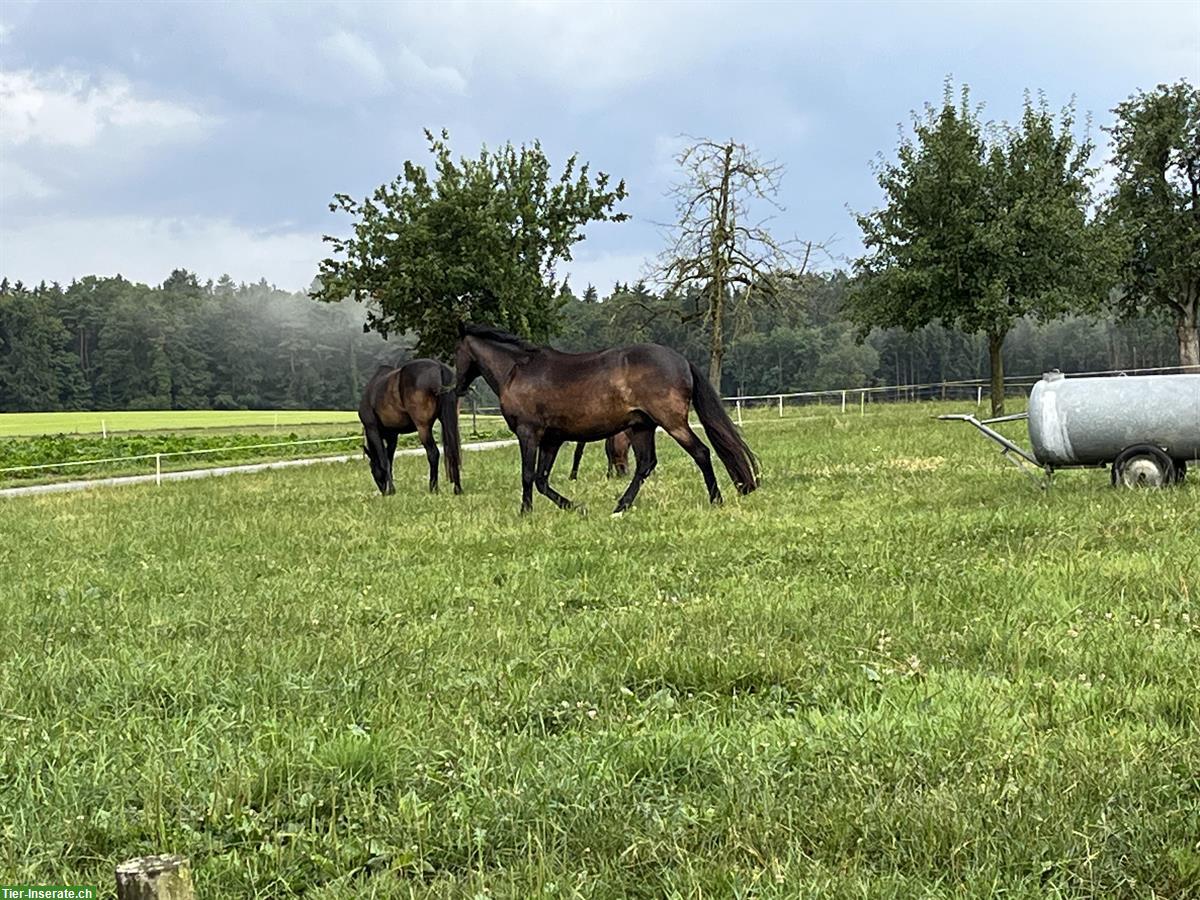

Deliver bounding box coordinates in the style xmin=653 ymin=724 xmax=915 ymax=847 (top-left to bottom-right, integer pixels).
xmin=0 ymin=268 xmax=1180 ymax=413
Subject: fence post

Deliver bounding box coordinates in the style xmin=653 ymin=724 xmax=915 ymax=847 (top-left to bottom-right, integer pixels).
xmin=841 ymin=390 xmax=846 ymax=413
xmin=778 ymin=395 xmax=783 ymax=417
xmin=471 ymin=397 xmax=477 ymax=434
xmin=736 ymin=399 xmax=743 ymax=426
xmin=976 ymin=386 xmax=982 ymax=407
xmin=155 ymin=454 xmax=162 ymax=486
xmin=102 ymin=419 xmax=107 ymax=439
xmin=116 ymin=854 xmax=194 ymax=899
xmin=860 ymin=392 xmax=865 ymax=416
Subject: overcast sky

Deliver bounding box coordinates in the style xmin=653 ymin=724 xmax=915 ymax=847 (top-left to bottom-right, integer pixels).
xmin=1 ymin=0 xmax=1197 ymax=294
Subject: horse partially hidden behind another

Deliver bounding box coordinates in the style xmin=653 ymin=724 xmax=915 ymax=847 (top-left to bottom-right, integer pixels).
xmin=453 ymin=325 xmax=757 ymax=514
xmin=359 ymin=360 xmax=462 ymax=496
xmin=569 ymin=429 xmax=632 ymax=480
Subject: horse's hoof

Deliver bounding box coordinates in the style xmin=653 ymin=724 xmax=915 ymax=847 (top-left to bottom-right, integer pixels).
xmin=453 ymin=485 xmax=463 ymax=495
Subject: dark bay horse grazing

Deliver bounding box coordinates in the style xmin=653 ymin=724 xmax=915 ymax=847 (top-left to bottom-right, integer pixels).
xmin=359 ymin=360 xmax=461 ymax=495
xmin=569 ymin=429 xmax=632 ymax=480
xmin=453 ymin=325 xmax=757 ymax=514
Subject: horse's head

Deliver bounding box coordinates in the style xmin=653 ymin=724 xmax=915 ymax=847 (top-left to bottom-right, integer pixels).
xmin=362 ymin=434 xmax=390 ymax=494
xmin=453 ymin=336 xmax=480 ymax=396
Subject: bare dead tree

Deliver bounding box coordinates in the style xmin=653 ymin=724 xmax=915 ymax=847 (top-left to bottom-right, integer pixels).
xmin=654 ymin=138 xmax=816 ymax=387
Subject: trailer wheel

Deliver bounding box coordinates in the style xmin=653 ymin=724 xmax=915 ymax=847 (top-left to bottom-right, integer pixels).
xmin=1112 ymin=445 xmax=1175 ymax=488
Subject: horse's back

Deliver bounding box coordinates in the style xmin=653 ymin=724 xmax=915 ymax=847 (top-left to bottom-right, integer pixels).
xmin=537 ymin=343 xmax=690 ymax=382
xmin=362 ymin=358 xmax=450 ymax=430
xmin=399 ymin=358 xmax=452 ymax=394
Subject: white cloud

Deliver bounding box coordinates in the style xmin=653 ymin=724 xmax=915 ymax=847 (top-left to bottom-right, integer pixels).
xmin=0 ymin=69 xmax=212 ymax=148
xmin=319 ymin=30 xmax=390 ymax=93
xmin=396 ymin=47 xmax=467 ymax=95
xmin=400 ymin=1 xmax=768 ymax=100
xmin=0 ymin=158 xmax=55 ymax=200
xmin=318 ymin=30 xmax=466 ymax=96
xmin=0 ymin=215 xmax=324 ymax=290
xmin=0 ymin=68 xmax=217 ymax=210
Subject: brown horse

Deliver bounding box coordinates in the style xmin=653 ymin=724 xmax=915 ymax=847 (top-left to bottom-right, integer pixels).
xmin=453 ymin=325 xmax=757 ymax=514
xmin=569 ymin=430 xmax=633 ymax=480
xmin=359 ymin=359 xmax=461 ymax=495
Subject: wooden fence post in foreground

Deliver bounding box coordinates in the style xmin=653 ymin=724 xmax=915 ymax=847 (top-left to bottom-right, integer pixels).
xmin=116 ymin=855 xmax=194 ymax=900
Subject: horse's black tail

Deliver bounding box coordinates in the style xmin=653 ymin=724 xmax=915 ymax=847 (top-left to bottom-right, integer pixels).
xmin=689 ymin=362 xmax=758 ymax=495
xmin=438 ymin=366 xmax=462 ymax=491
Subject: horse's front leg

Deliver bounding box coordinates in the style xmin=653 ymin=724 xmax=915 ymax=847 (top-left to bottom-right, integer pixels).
xmin=518 ymin=431 xmax=538 ymax=513
xmin=534 ymin=438 xmax=573 ymax=510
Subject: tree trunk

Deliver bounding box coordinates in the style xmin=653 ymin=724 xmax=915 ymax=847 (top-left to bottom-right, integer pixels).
xmin=987 ymin=331 xmax=1006 ymax=416
xmin=116 ymin=855 xmax=193 ymax=900
xmin=708 ymin=298 xmax=724 ymax=388
xmin=1178 ymin=300 xmax=1199 ymax=371
xmin=705 ymin=143 xmax=734 ymax=392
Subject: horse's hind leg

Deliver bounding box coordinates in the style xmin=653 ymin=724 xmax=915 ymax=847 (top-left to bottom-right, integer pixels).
xmin=417 ymin=423 xmax=439 ymax=493
xmin=534 ymin=438 xmax=574 ymax=510
xmin=612 ymin=426 xmax=658 ymax=514
xmin=569 ymin=441 xmax=586 ymax=480
xmin=663 ymin=421 xmax=721 ymax=504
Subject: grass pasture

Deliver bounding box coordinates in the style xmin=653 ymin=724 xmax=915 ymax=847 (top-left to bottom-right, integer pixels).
xmin=0 ymin=404 xmax=1197 ymax=898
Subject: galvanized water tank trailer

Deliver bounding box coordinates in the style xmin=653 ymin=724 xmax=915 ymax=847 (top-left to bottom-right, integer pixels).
xmin=1028 ymin=371 xmax=1200 ymax=484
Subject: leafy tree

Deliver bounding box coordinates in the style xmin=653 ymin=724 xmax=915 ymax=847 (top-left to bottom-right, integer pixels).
xmin=851 ymin=84 xmax=1107 ymax=413
xmin=1104 ymin=80 xmax=1200 ymax=368
xmin=312 ymin=129 xmax=627 ymax=357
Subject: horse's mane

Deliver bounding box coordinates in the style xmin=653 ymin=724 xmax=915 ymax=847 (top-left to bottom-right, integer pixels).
xmin=461 ymin=323 xmax=541 ymax=352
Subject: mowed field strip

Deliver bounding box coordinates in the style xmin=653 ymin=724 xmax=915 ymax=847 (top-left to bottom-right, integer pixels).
xmin=0 ymin=409 xmax=363 ymax=437
xmin=1 ymin=407 xmax=1196 ymax=898
xmin=0 ymin=409 xmax=511 ymax=437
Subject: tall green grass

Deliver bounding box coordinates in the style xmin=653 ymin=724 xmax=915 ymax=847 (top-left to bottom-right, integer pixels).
xmin=1 ymin=403 xmax=1196 ymax=898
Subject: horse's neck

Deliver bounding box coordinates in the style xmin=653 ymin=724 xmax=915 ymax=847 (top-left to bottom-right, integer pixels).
xmin=471 ymin=339 xmax=525 ymax=396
